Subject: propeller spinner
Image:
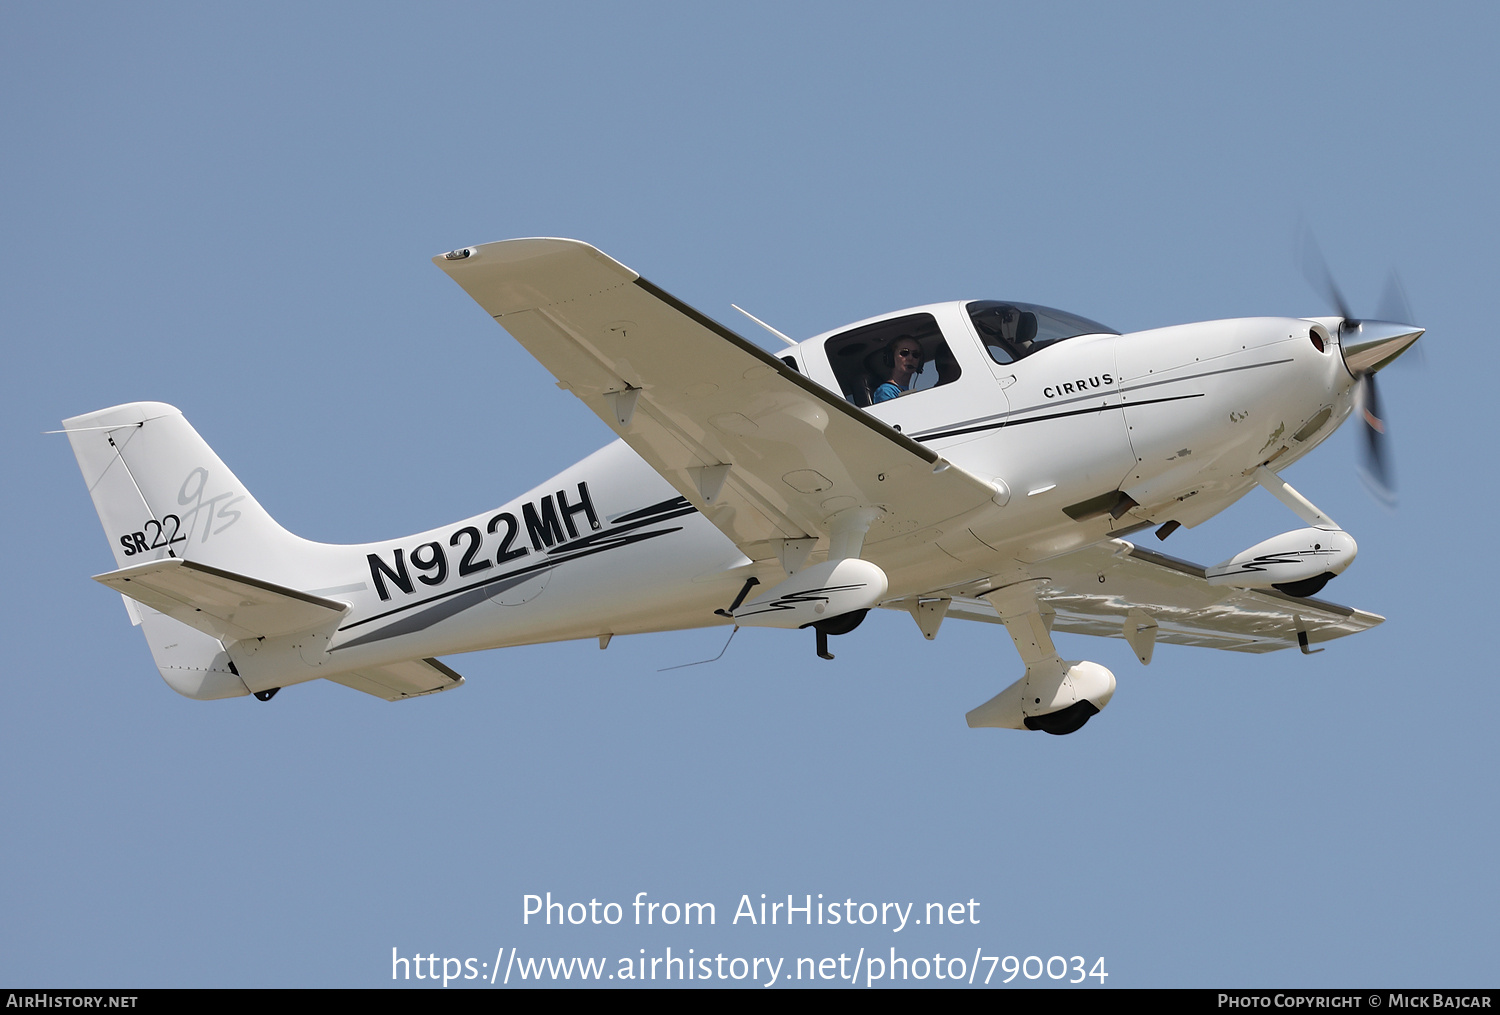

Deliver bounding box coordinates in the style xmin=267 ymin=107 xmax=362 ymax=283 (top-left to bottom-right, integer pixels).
xmin=1300 ymin=233 xmax=1424 ymax=504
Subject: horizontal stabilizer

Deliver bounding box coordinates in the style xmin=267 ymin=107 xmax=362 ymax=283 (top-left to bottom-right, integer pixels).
xmin=325 ymin=658 xmax=465 ymax=701
xmin=94 ymin=558 xmax=348 ymax=643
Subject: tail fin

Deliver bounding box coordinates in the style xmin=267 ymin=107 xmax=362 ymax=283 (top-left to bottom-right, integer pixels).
xmin=134 ymin=608 xmax=248 ymax=700
xmin=63 ymin=402 xmax=312 ymax=700
xmin=65 ymin=403 xmax=467 ymax=703
xmin=63 ymin=401 xmax=310 ymax=577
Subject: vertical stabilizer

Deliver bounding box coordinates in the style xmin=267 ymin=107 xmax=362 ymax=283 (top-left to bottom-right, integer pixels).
xmin=63 ymin=402 xmax=317 ymax=700
xmin=63 ymin=402 xmax=313 ymax=578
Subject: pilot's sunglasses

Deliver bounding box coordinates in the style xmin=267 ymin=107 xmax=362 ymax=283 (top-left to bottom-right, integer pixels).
xmin=897 ymin=349 xmax=923 ymax=359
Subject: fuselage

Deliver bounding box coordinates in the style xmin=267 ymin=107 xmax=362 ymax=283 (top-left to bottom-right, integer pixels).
xmin=257 ymin=302 xmax=1356 ymax=684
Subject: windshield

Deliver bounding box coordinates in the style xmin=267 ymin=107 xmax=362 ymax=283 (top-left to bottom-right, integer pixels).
xmin=968 ymin=300 xmax=1118 ymax=365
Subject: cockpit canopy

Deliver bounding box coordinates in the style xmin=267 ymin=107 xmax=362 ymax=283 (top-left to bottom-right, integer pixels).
xmin=968 ymin=300 xmax=1119 ymax=365
xmin=820 ymin=300 xmax=1120 ymax=407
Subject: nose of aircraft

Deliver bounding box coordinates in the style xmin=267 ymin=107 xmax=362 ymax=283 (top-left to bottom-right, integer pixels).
xmin=1339 ymin=319 xmax=1424 ymax=376
xmin=1335 ymin=318 xmax=1422 ymax=506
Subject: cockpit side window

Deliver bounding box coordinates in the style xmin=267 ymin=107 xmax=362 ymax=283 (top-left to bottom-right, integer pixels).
xmin=822 ymin=313 xmax=960 ymax=407
xmin=969 ymin=300 xmax=1118 ymax=365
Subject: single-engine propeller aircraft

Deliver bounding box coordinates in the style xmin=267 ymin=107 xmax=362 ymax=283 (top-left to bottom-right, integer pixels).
xmin=63 ymin=238 xmax=1423 ymax=733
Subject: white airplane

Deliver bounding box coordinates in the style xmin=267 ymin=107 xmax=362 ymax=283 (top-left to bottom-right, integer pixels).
xmin=62 ymin=238 xmax=1423 ymax=734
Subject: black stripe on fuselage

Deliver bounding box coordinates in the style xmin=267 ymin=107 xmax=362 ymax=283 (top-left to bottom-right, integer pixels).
xmin=911 ymin=357 xmax=1293 ymax=443
xmin=608 ymin=494 xmax=693 ymax=525
xmin=915 ymin=393 xmax=1204 ymax=442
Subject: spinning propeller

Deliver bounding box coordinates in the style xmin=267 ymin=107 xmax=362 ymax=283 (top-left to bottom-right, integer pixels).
xmin=1299 ymin=233 xmax=1424 ymax=506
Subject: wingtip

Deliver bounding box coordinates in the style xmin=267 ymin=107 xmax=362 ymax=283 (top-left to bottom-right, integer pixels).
xmin=431 ymin=237 xmax=636 ymax=275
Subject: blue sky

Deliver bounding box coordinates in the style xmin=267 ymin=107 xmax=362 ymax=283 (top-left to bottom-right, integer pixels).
xmin=3 ymin=2 xmax=1496 ymax=988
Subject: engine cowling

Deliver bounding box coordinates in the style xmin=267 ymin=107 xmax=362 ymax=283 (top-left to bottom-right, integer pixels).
xmin=965 ymin=659 xmax=1117 ymax=735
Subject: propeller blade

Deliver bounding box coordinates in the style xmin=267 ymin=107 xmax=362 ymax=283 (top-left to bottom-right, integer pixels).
xmin=1296 ymin=231 xmax=1413 ymax=508
xmin=1376 ymin=269 xmax=1413 ymax=326
xmin=1299 ymin=228 xmax=1356 ymax=326
xmin=1376 ymin=269 xmax=1424 ymax=367
xmin=1356 ymin=374 xmax=1397 ymax=506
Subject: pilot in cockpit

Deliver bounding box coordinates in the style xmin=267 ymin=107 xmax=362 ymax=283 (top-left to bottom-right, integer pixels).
xmin=977 ymin=304 xmax=1039 ymax=359
xmin=871 ymin=336 xmax=924 ymax=403
xmin=1005 ymin=305 xmax=1039 ymax=349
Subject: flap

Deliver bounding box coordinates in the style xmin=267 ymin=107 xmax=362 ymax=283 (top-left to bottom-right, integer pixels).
xmin=897 ymin=540 xmax=1382 ymax=654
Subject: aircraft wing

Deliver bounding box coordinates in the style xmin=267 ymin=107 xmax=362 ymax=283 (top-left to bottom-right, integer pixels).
xmin=903 ymin=539 xmax=1382 ymax=654
xmin=434 ymin=238 xmax=998 ymax=564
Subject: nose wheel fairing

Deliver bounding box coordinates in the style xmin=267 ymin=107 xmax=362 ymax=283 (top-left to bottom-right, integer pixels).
xmin=966 ymin=584 xmax=1117 ymax=734
xmin=1024 ymin=700 xmax=1100 ymax=735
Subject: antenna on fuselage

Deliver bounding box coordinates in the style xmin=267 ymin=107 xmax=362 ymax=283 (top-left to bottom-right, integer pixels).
xmin=731 ymin=304 xmax=799 ymax=348
xmin=658 ymin=627 xmax=739 ymax=672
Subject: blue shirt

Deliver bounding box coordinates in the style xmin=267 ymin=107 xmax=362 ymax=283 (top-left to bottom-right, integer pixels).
xmin=872 ymin=381 xmax=904 ymax=403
